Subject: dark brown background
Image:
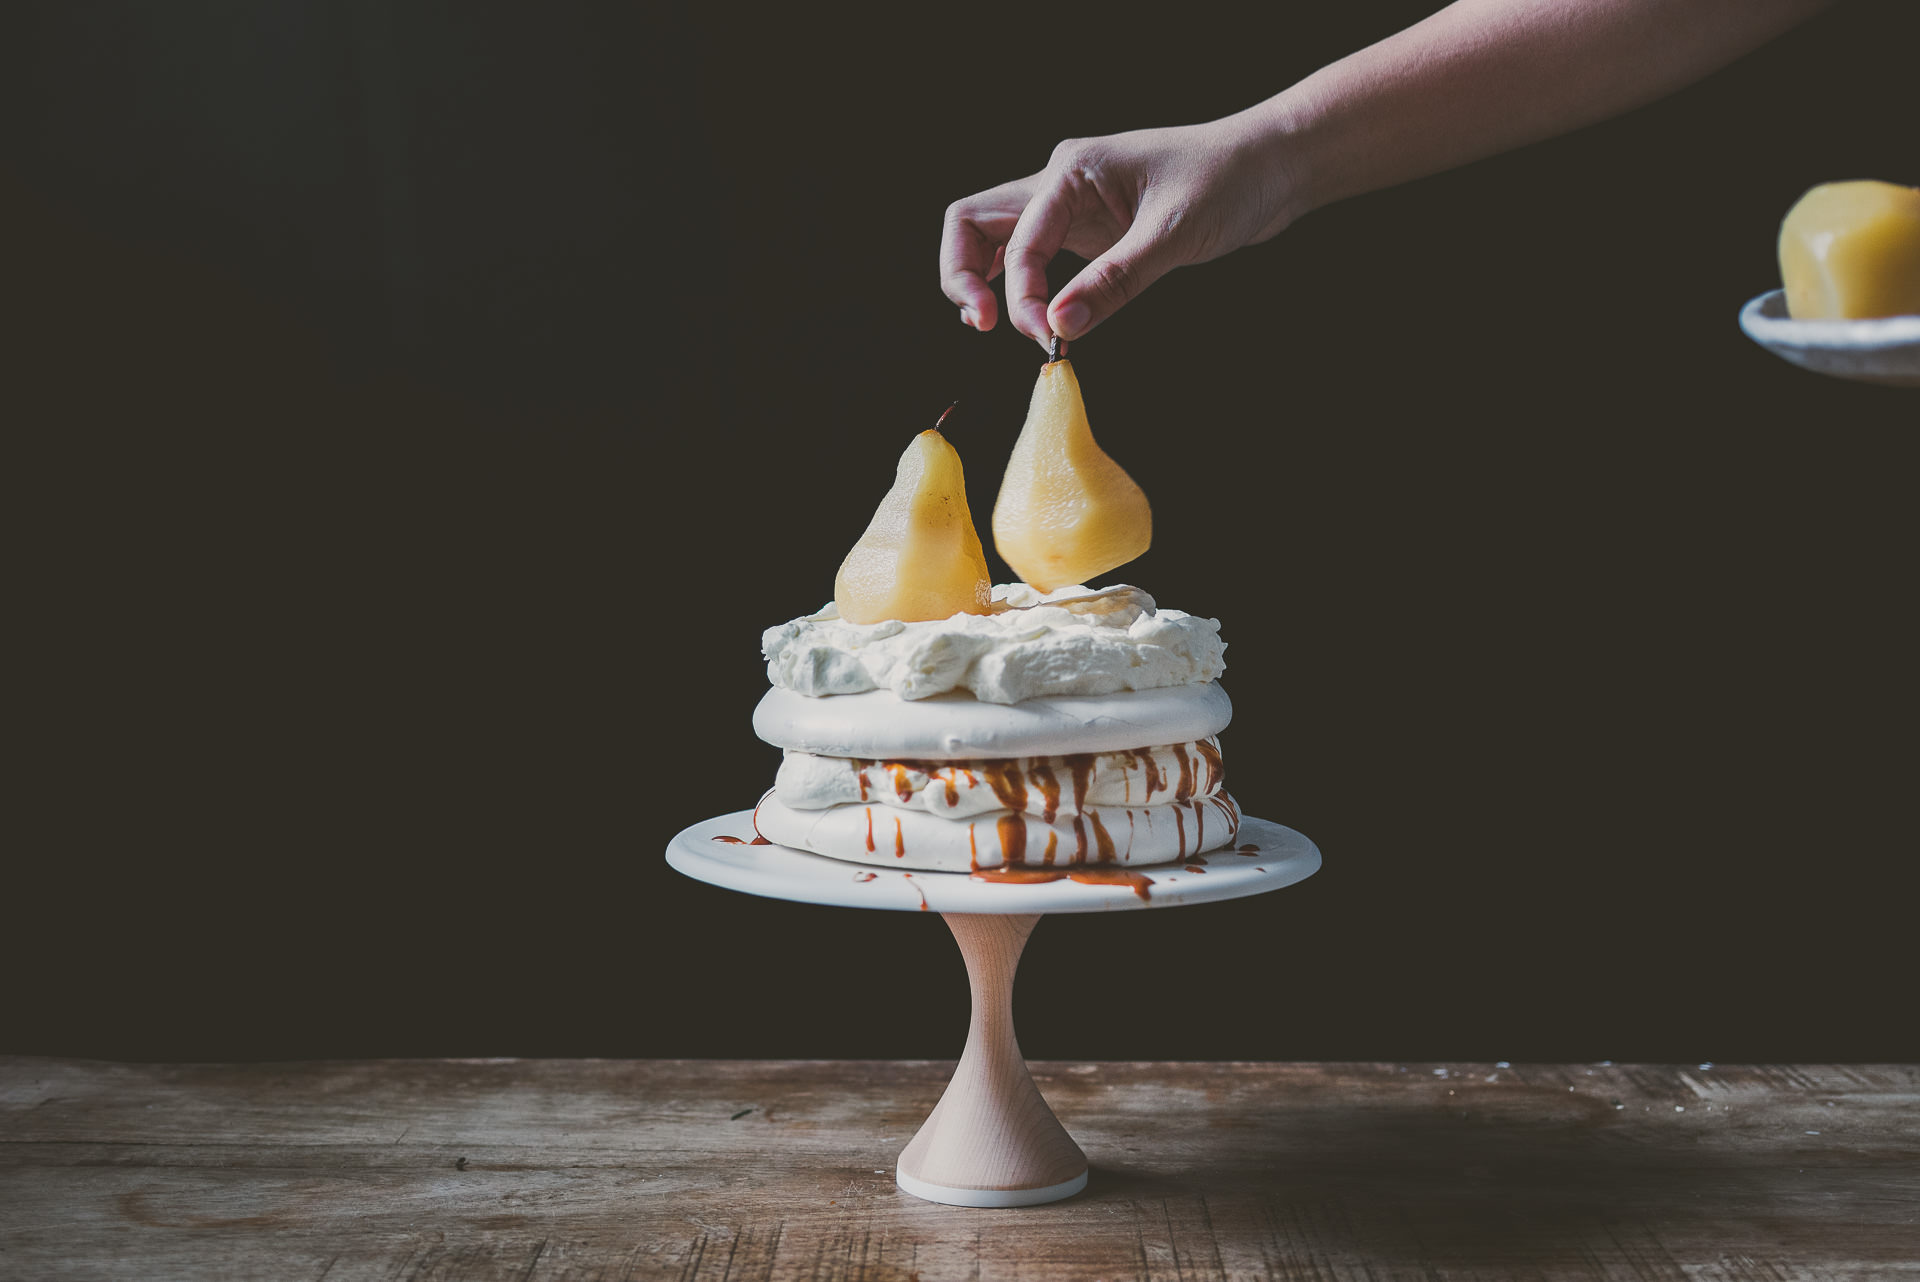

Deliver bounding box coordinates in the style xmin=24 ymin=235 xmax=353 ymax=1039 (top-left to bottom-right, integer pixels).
xmin=9 ymin=2 xmax=1917 ymax=1064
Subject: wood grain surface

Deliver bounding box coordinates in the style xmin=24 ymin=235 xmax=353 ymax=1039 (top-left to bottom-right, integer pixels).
xmin=2 ymin=1058 xmax=1915 ymax=1280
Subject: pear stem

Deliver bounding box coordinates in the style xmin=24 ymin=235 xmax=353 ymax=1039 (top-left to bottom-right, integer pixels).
xmin=935 ymin=402 xmax=959 ymax=431
xmin=1048 ymin=335 xmax=1068 ymax=364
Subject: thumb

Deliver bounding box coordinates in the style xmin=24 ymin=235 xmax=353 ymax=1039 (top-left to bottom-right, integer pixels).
xmin=1047 ymin=214 xmax=1185 ymax=341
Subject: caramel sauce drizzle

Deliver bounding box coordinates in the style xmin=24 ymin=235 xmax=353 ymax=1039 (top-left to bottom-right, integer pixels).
xmin=1088 ymin=811 xmax=1115 ymax=862
xmin=996 ymin=813 xmax=1026 ymax=867
xmin=1066 ymin=754 xmax=1094 ymax=814
xmin=753 ymin=790 xmax=775 ymax=843
xmin=902 ymin=872 xmax=927 ymax=910
xmin=983 ymin=761 xmax=1028 ymax=813
xmin=1134 ymin=748 xmax=1165 ymax=803
xmin=1067 ymin=867 xmax=1153 ymax=900
xmin=854 ymin=871 xmax=877 ymax=882
xmin=851 ymin=756 xmax=993 ymax=809
xmin=1193 ymin=737 xmax=1224 ymax=794
xmin=970 ymin=865 xmax=1153 ymax=901
xmin=709 ymin=835 xmax=771 ymax=845
xmin=1171 ymin=743 xmax=1195 ymax=803
xmin=1212 ymin=795 xmax=1239 ymax=843
xmin=971 ymin=867 xmax=1066 ymax=885
xmin=830 ymin=747 xmax=1231 ymax=903
xmin=1030 ymin=763 xmax=1060 ymax=824
xmin=1236 ymin=843 xmax=1260 ymax=856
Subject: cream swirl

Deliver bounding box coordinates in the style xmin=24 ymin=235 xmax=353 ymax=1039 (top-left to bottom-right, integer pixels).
xmin=761 ymin=583 xmax=1226 ymax=704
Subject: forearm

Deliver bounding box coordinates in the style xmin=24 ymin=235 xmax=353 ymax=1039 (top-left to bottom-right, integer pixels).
xmin=1242 ymin=0 xmax=1838 ymax=226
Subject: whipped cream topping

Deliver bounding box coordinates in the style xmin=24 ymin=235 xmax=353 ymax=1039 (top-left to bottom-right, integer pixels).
xmin=761 ymin=583 xmax=1225 ymax=705
xmin=775 ymin=738 xmax=1224 ymax=818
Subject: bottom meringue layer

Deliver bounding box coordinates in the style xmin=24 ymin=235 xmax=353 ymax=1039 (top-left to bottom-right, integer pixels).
xmin=754 ymin=792 xmax=1241 ymax=872
xmin=773 ymin=738 xmax=1223 ymax=819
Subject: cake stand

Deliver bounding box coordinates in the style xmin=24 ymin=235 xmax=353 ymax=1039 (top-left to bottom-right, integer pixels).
xmin=667 ymin=809 xmax=1321 ymax=1207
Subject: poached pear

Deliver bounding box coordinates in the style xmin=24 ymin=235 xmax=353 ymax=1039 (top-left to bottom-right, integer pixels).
xmin=1779 ymin=180 xmax=1920 ymax=320
xmin=834 ymin=426 xmax=993 ymax=624
xmin=992 ymin=358 xmax=1151 ymax=592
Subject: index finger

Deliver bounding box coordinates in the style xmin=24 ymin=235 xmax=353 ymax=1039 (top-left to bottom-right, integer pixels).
xmin=1002 ymin=172 xmax=1079 ymax=349
xmin=939 ymin=177 xmax=1035 ymax=331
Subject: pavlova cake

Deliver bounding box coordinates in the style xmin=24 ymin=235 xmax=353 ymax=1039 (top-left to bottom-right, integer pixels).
xmin=746 ymin=354 xmax=1244 ymax=884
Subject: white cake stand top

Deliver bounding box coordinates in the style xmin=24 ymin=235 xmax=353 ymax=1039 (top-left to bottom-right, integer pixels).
xmin=667 ymin=809 xmax=1320 ymax=914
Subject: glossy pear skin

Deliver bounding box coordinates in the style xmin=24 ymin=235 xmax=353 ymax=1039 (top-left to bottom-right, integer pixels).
xmin=992 ymin=359 xmax=1151 ymax=592
xmin=834 ymin=429 xmax=993 ymax=625
xmin=1780 ymin=181 xmax=1920 ymax=320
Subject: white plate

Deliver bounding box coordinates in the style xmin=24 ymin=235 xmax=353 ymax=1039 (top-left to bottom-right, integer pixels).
xmin=1739 ymin=289 xmax=1920 ymax=387
xmin=667 ymin=809 xmax=1320 ymax=914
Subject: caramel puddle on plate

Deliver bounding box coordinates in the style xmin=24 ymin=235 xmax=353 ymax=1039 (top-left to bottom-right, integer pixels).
xmin=970 ymin=865 xmax=1154 ymax=901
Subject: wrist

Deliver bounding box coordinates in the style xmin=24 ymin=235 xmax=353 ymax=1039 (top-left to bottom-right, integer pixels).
xmin=1220 ymin=91 xmax=1323 ymax=240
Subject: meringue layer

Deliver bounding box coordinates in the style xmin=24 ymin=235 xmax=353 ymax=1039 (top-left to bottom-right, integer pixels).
xmin=774 ymin=738 xmax=1224 ymax=819
xmin=753 ymin=681 xmax=1231 ymax=761
xmin=754 ymin=792 xmax=1242 ymax=873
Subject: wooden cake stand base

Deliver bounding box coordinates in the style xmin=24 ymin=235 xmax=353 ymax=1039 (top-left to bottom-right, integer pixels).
xmin=895 ymin=913 xmax=1088 ymax=1206
xmin=667 ymin=810 xmax=1322 ymax=1207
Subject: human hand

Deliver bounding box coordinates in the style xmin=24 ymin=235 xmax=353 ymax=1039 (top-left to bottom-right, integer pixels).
xmin=939 ymin=118 xmax=1301 ymax=350
xmin=940 ymin=0 xmax=1839 ymax=352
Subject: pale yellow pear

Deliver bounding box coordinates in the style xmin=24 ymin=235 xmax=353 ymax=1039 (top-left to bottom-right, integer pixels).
xmin=992 ymin=359 xmax=1151 ymax=592
xmin=834 ymin=427 xmax=993 ymax=625
xmin=1780 ymin=180 xmax=1920 ymax=320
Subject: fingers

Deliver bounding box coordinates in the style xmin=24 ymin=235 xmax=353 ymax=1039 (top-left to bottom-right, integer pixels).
xmin=940 ymin=178 xmax=1033 ymax=332
xmin=1046 ymin=207 xmax=1184 ymax=342
xmin=1002 ymin=173 xmax=1083 ymax=349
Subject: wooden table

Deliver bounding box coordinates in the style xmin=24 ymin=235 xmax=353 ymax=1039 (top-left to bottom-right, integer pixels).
xmin=2 ymin=1058 xmax=1914 ymax=1279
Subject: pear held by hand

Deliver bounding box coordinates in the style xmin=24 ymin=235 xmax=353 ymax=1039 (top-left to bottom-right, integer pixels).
xmin=834 ymin=426 xmax=993 ymax=625
xmin=993 ymin=358 xmax=1151 ymax=593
